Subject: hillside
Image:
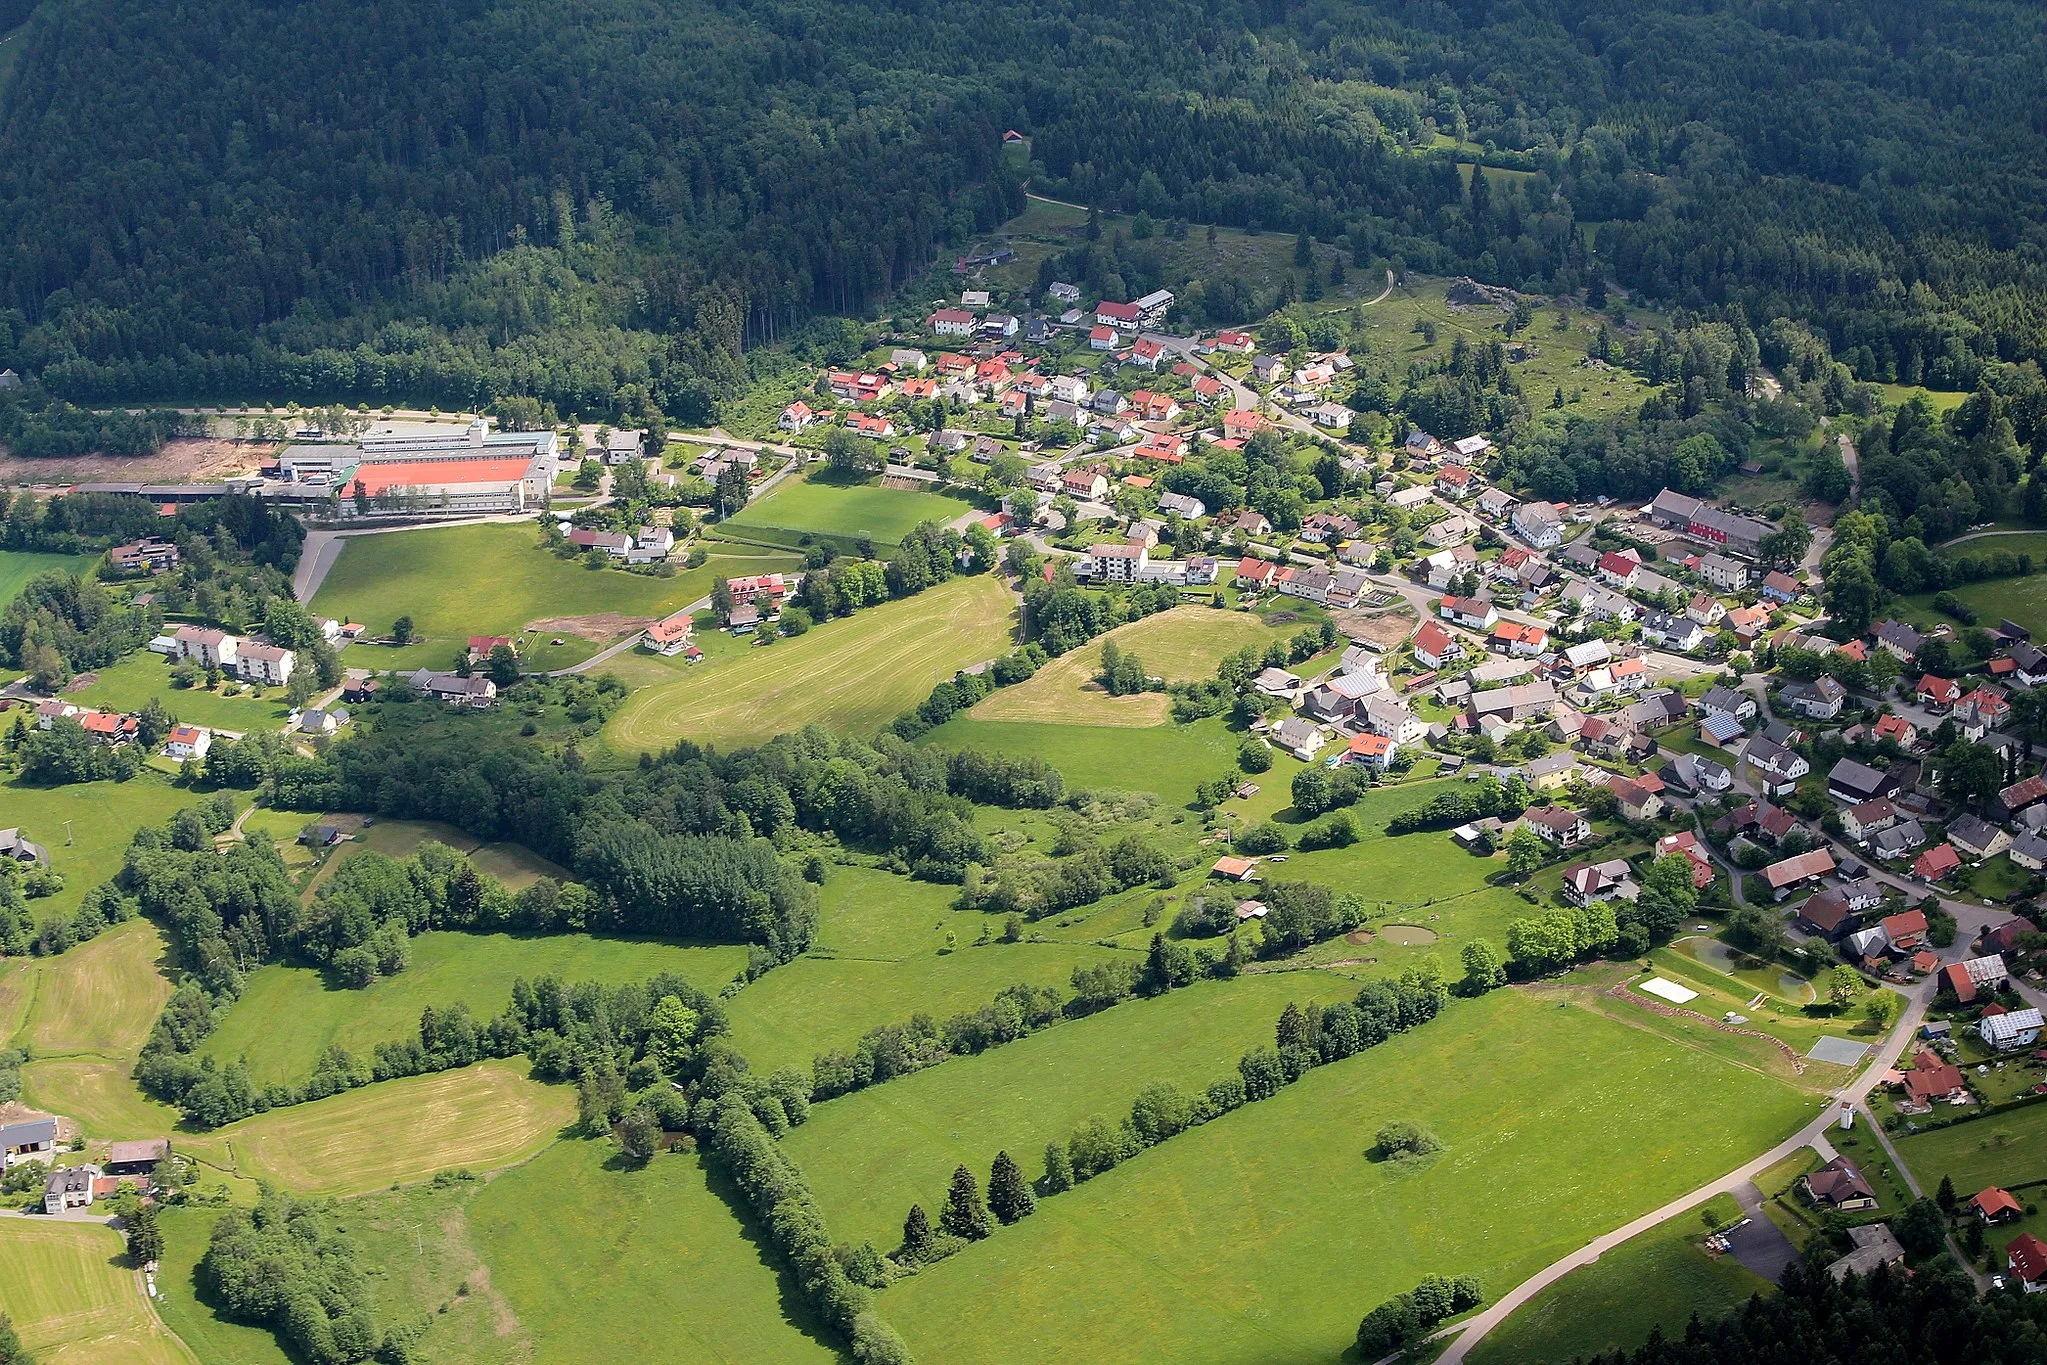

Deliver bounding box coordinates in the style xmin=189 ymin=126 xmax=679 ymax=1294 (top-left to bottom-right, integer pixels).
xmin=0 ymin=0 xmax=2045 ymax=417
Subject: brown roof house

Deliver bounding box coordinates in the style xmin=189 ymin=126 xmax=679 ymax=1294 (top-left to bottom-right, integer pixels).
xmin=1802 ymin=1156 xmax=1879 ymax=1212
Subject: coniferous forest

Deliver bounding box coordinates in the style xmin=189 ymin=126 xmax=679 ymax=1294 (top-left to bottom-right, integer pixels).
xmin=0 ymin=0 xmax=2043 ymax=419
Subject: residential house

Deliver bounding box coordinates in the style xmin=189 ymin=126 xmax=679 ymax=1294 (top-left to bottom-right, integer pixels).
xmin=645 ymin=610 xmax=695 ymax=657
xmin=1797 ymin=891 xmax=1859 ymax=942
xmin=1760 ymin=848 xmax=1836 ymax=901
xmin=1597 ymin=551 xmax=1642 ymax=589
xmin=1299 ymin=511 xmax=1360 ymax=544
xmin=1697 ymin=686 xmax=1757 ymax=724
xmin=1081 ymin=543 xmax=1148 ymax=583
xmin=1802 ymin=1157 xmax=1878 ymax=1212
xmin=1782 ymin=675 xmax=1846 ymax=720
xmin=1129 ymin=338 xmax=1167 ymax=370
xmin=1825 ymin=1224 xmax=1907 ymax=1284
xmin=1434 ymin=464 xmax=1479 ymax=500
xmin=1095 ymin=300 xmax=1141 ymax=330
xmin=1872 ymin=713 xmax=1918 ymax=747
xmin=927 ymin=308 xmax=977 ymax=337
xmin=163 ymin=725 xmax=211 ymax=760
xmin=1343 ymin=733 xmax=1397 ymax=770
xmin=1947 ymin=814 xmax=2012 ymax=862
xmin=1563 ymin=859 xmax=1637 ymax=906
xmin=1411 ymin=621 xmax=1463 ymax=669
xmin=1871 ymin=819 xmax=1928 ymax=859
xmin=1424 ymin=514 xmax=1478 ymax=548
xmin=1361 ymin=696 xmax=1427 ymax=746
xmin=1231 ymin=509 xmax=1272 ymax=537
xmin=44 ymin=1165 xmax=103 ymax=1215
xmin=1697 ymin=552 xmax=1748 ymax=591
xmin=2012 ymin=643 xmax=2047 ymax=687
xmin=1491 ymin=619 xmax=1548 ymax=656
xmin=1641 ymin=610 xmax=1706 ymax=653
xmin=1305 ymin=402 xmax=1353 ymax=430
xmin=1982 ymin=1007 xmax=2046 ymax=1051
xmin=1874 ymin=620 xmax=1926 ymax=660
xmin=1438 ymin=596 xmax=1498 ymax=630
xmin=1476 ymin=487 xmax=1518 ymax=520
xmin=1972 ymin=1188 xmax=2024 ymax=1225
xmin=172 ymin=625 xmax=238 ymax=669
xmin=1211 ymin=857 xmax=1258 ymax=882
xmin=1274 ymin=565 xmax=1333 ymax=605
xmin=1524 ymin=753 xmax=1582 ymax=791
xmin=1652 ymin=830 xmax=1718 ymax=888
xmin=1686 ymin=594 xmax=1728 ymax=628
xmin=1271 ymin=716 xmax=1324 ymax=760
xmin=109 ymin=537 xmax=180 ymax=574
xmin=236 ymin=641 xmax=295 ymax=687
xmin=2011 ymin=833 xmax=2047 ymax=872
xmin=1234 ymin=557 xmax=1277 ymax=590
xmin=1387 ymin=484 xmax=1435 ymax=511
xmin=1663 ymin=751 xmax=1732 ymax=795
xmin=1510 ymin=501 xmax=1564 ymax=548
xmin=2007 ymin=1232 xmax=2047 ymax=1291
xmin=1450 ymin=434 xmax=1493 ymax=463
xmin=1761 ymin=571 xmax=1803 ymax=604
xmin=1156 ymin=491 xmax=1206 ymax=520
xmin=408 ymin=670 xmax=499 ymax=707
xmin=1471 ymin=680 xmax=1559 ymax=725
xmin=1524 ymin=806 xmax=1592 ymax=848
xmin=1841 ymin=799 xmax=1897 ymax=842
xmin=1914 ymin=842 xmax=1963 ymax=881
xmin=1917 ymin=674 xmax=1961 ymax=712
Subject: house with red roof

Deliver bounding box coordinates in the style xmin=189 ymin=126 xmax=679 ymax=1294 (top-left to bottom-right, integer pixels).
xmin=1343 ymin=733 xmax=1396 ymax=770
xmin=1491 ymin=619 xmax=1548 ymax=656
xmin=1913 ymin=843 xmax=1962 ymax=882
xmin=1222 ymin=408 xmax=1264 ymax=438
xmin=1089 ymin=326 xmax=1118 ymax=351
xmin=1234 ymin=557 xmax=1277 ymax=589
xmin=778 ymin=401 xmax=817 ymax=432
xmin=1130 ymin=338 xmax=1167 ymax=370
xmin=1973 ymin=1187 xmax=2023 ymax=1224
xmin=1210 ymin=331 xmax=1256 ymax=354
xmin=2007 ymin=1231 xmax=2047 ymax=1290
xmin=1130 ymin=390 xmax=1180 ymax=422
xmin=927 ymin=308 xmax=977 ymax=337
xmin=1873 ymin=713 xmax=1917 ymax=746
xmin=1192 ymin=375 xmax=1227 ymax=405
xmin=1138 ymin=433 xmax=1188 ymax=463
xmin=1435 ymin=464 xmax=1479 ymax=499
xmin=1412 ymin=621 xmax=1463 ymax=669
xmin=845 ymin=412 xmax=896 ymax=439
xmin=1917 ymin=674 xmax=1961 ymax=712
xmin=1597 ymin=551 xmax=1641 ymax=589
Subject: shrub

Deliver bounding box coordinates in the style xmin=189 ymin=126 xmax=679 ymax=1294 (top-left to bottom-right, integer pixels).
xmin=1375 ymin=1120 xmax=1443 ymax=1160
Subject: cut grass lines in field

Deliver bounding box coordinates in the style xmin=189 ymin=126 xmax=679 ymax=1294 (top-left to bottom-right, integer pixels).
xmin=606 ymin=573 xmax=1016 ymax=752
xmin=973 ymin=607 xmax=1290 ymax=727
xmin=201 ymin=930 xmax=747 ymax=1086
xmin=881 ymin=986 xmax=1814 ymax=1364
xmin=188 ymin=1060 xmax=575 ymax=1196
xmin=0 ymin=1219 xmax=196 ymax=1365
xmin=12 ymin=918 xmax=174 ymax=1058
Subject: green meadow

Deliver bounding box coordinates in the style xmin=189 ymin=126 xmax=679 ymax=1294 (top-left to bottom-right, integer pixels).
xmin=0 ymin=772 xmax=215 ymax=922
xmin=200 ymin=930 xmax=749 ymax=1085
xmin=785 ymin=972 xmax=1367 ymax=1249
xmin=67 ymin=650 xmax=297 ymax=732
xmin=0 ymin=548 xmax=95 ymax=610
xmin=310 ymin=521 xmax=797 ymax=669
xmin=1466 ymin=1195 xmax=1764 ymax=1365
xmin=879 ymin=987 xmax=1816 ymax=1363
xmin=718 ymin=470 xmax=976 ymax=551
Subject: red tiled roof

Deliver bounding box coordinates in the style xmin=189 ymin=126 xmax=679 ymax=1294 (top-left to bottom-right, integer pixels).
xmin=2011 ymin=1232 xmax=2047 ymax=1282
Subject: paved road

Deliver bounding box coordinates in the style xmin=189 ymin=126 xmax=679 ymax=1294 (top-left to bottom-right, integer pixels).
xmin=1722 ymin=1181 xmax=1800 ymax=1283
xmin=1937 ymin=527 xmax=2044 ymax=550
xmin=1436 ymin=982 xmax=1930 ymax=1362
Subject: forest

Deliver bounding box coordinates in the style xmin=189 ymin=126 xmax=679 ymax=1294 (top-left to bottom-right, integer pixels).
xmin=0 ymin=0 xmax=2045 ymax=423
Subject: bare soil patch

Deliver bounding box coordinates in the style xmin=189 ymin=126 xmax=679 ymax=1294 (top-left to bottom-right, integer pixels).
xmin=0 ymin=436 xmax=269 ymax=487
xmin=526 ymin=612 xmax=658 ymax=641
xmin=1334 ymin=606 xmax=1420 ymax=652
xmin=1343 ymin=929 xmax=1376 ymax=945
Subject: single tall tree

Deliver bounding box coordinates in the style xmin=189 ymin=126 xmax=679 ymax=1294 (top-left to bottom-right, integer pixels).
xmin=901 ymin=1203 xmax=935 ymax=1262
xmin=987 ymin=1151 xmax=1035 ymax=1225
xmin=940 ymin=1163 xmax=994 ymax=1240
xmin=126 ymin=1201 xmax=164 ymax=1265
xmin=1937 ymin=1174 xmax=1956 ymax=1215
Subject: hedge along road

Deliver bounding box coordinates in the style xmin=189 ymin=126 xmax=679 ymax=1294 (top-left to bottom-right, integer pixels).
xmin=1431 ymin=980 xmax=1931 ymax=1365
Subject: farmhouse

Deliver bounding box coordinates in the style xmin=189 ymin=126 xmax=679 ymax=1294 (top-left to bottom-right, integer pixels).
xmin=1643 ymin=489 xmax=1776 ymax=559
xmin=1759 ymin=848 xmax=1835 ymax=901
xmin=1946 ymin=814 xmax=2012 ymax=863
xmin=44 ymin=1165 xmax=105 ymax=1214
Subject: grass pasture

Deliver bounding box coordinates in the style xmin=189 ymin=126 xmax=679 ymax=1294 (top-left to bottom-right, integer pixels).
xmin=725 ymin=941 xmax=1127 ymax=1074
xmin=1898 ymin=532 xmax=2047 ymax=639
xmin=66 ymin=651 xmax=296 ymax=733
xmin=1894 ymin=1101 xmax=2047 ymax=1195
xmin=310 ymin=522 xmax=798 ymax=670
xmin=0 ymin=772 xmax=205 ymax=923
xmin=466 ymin=1140 xmax=841 ymax=1363
xmin=971 ymin=607 xmax=1293 ymax=727
xmin=152 ymin=1208 xmax=293 ymax=1365
xmin=718 ymin=471 xmax=975 ymax=553
xmin=1466 ymin=1197 xmax=1766 ymax=1365
xmin=605 ymin=573 xmax=1017 ymax=752
xmin=201 ymin=930 xmax=748 ymax=1085
xmin=880 ymin=986 xmax=1815 ymax=1363
xmin=0 ymin=1219 xmax=195 ymax=1365
xmin=0 ymin=548 xmax=95 ymax=611
xmin=785 ymin=973 xmax=1366 ymax=1249
xmin=185 ymin=1059 xmax=575 ymax=1195
xmin=924 ymin=713 xmax=1280 ymax=799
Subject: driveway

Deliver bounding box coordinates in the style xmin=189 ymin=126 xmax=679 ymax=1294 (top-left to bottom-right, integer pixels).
xmin=1720 ymin=1181 xmax=1799 ymax=1283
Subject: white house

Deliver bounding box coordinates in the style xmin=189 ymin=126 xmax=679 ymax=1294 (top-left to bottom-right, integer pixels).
xmin=1981 ymin=1008 xmax=2045 ymax=1051
xmin=163 ymin=725 xmax=211 ymax=760
xmin=172 ymin=625 xmax=239 ymax=669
